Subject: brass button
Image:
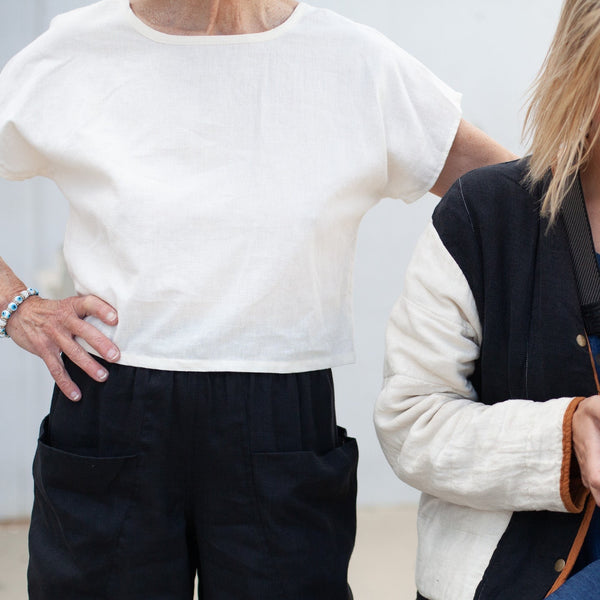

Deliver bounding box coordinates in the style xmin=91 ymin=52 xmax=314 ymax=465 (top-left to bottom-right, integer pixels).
xmin=576 ymin=334 xmax=587 ymax=348
xmin=554 ymin=558 xmax=566 ymax=573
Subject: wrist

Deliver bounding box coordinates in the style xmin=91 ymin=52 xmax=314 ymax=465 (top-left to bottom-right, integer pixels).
xmin=0 ymin=288 xmax=40 ymax=338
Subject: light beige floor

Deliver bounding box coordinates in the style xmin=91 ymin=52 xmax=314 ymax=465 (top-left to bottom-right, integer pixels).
xmin=0 ymin=505 xmax=418 ymax=600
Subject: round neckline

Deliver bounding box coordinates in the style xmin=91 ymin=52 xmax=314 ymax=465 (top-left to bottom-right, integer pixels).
xmin=124 ymin=1 xmax=307 ymax=45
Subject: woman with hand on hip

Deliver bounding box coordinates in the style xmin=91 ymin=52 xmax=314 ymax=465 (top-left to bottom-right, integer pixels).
xmin=0 ymin=0 xmax=512 ymax=598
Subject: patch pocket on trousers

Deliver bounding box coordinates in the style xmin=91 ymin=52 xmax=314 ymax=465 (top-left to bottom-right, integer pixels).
xmin=30 ymin=416 xmax=139 ymax=587
xmin=251 ymin=427 xmax=358 ymax=596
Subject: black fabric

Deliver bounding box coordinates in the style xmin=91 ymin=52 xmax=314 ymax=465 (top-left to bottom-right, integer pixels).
xmin=473 ymin=511 xmax=582 ymax=600
xmin=432 ymin=160 xmax=594 ymax=599
xmin=581 ymin=302 xmax=600 ymax=336
xmin=433 ymin=161 xmax=596 ymax=407
xmin=28 ymin=357 xmax=358 ymax=600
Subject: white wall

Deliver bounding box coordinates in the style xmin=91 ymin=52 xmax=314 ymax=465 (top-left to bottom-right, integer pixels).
xmin=0 ymin=0 xmax=563 ymax=519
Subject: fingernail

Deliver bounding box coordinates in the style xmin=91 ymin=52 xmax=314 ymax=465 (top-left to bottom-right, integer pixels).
xmin=97 ymin=369 xmax=108 ymax=381
xmin=107 ymin=311 xmax=117 ymax=322
xmin=107 ymin=348 xmax=119 ymax=361
xmin=70 ymin=391 xmax=81 ymax=402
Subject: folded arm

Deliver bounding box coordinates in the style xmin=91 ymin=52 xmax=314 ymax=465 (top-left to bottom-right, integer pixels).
xmin=374 ymin=222 xmax=586 ymax=513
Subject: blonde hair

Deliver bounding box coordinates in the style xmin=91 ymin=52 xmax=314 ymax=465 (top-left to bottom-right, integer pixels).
xmin=524 ymin=0 xmax=600 ymax=222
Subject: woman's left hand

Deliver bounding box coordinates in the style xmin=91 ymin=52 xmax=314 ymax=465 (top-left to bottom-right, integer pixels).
xmin=572 ymin=395 xmax=600 ymax=506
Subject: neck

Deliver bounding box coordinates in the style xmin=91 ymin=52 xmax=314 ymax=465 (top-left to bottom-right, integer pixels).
xmin=129 ymin=0 xmax=298 ymax=35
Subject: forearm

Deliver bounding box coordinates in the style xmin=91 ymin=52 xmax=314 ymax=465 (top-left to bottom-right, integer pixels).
xmin=375 ymin=224 xmax=586 ymax=513
xmin=376 ymin=379 xmax=581 ymax=512
xmin=0 ymin=256 xmax=28 ymax=303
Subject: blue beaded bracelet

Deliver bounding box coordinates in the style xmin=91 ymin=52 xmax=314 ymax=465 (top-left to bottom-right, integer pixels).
xmin=0 ymin=288 xmax=39 ymax=339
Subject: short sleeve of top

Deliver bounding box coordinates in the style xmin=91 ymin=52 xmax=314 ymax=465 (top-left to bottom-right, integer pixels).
xmin=0 ymin=7 xmax=462 ymax=200
xmin=0 ymin=33 xmax=55 ymax=180
xmin=370 ymin=33 xmax=462 ymax=202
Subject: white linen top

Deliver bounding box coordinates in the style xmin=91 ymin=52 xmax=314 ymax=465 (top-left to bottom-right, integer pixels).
xmin=0 ymin=0 xmax=461 ymax=372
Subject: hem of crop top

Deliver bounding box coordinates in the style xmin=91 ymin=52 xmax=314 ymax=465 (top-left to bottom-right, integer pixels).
xmin=81 ymin=343 xmax=356 ymax=373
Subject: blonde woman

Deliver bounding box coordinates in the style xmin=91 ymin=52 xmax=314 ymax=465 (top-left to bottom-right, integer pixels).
xmin=375 ymin=1 xmax=600 ymax=599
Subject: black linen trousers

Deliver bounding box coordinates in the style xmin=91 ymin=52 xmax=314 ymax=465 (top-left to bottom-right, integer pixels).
xmin=27 ymin=357 xmax=358 ymax=600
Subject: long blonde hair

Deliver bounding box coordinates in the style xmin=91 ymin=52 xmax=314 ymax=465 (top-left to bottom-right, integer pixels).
xmin=524 ymin=0 xmax=600 ymax=222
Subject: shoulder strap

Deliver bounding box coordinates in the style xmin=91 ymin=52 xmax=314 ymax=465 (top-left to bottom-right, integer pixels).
xmin=560 ymin=173 xmax=600 ymax=335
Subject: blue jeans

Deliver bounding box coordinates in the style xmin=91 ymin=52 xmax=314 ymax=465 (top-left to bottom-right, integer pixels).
xmin=547 ymin=506 xmax=600 ymax=599
xmin=547 ymin=560 xmax=600 ymax=599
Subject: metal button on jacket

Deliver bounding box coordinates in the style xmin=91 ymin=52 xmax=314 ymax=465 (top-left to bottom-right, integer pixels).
xmin=554 ymin=559 xmax=566 ymax=573
xmin=576 ymin=334 xmax=587 ymax=348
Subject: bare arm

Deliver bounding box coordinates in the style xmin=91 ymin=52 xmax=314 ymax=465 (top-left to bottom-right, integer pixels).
xmin=430 ymin=119 xmax=518 ymax=197
xmin=0 ymin=257 xmax=120 ymax=401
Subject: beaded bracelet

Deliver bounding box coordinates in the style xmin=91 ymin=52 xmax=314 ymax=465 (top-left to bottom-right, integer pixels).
xmin=0 ymin=288 xmax=39 ymax=339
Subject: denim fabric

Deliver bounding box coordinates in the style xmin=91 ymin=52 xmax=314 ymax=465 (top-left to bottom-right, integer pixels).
xmin=547 ymin=559 xmax=600 ymax=599
xmin=28 ymin=357 xmax=358 ymax=600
